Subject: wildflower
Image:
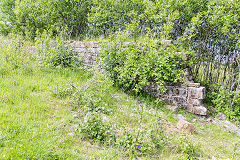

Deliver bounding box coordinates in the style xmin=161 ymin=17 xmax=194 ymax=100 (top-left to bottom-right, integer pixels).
xmin=2 ymin=124 xmax=6 ymax=128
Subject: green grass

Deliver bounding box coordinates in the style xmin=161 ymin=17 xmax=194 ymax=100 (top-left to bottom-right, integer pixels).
xmin=0 ymin=36 xmax=239 ymax=159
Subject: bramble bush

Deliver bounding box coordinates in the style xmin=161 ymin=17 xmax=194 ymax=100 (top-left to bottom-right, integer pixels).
xmin=71 ymin=73 xmax=116 ymax=114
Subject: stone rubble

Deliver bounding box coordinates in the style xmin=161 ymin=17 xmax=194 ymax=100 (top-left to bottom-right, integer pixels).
xmin=187 ymin=83 xmax=201 ymax=88
xmin=177 ymin=119 xmax=195 ymax=133
xmin=174 ymin=114 xmax=187 ymax=121
xmin=166 ymin=105 xmax=179 ymax=112
xmin=221 ymin=120 xmax=240 ymax=136
xmin=216 ymin=112 xmax=227 ymax=120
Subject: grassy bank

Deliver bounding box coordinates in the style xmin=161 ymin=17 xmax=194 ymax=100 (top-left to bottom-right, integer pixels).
xmin=0 ymin=37 xmax=239 ymax=159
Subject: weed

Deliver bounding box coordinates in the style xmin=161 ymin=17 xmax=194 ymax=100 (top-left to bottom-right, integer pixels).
xmin=80 ymin=113 xmax=116 ymax=144
xmin=52 ymin=83 xmax=77 ymax=99
xmin=72 ymin=74 xmax=116 ymax=114
xmin=35 ymin=30 xmax=82 ymax=68
xmin=178 ymin=136 xmax=201 ymax=159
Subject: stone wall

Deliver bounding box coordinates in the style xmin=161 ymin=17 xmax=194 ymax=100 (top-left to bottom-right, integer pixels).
xmin=68 ymin=41 xmax=208 ymax=116
xmin=144 ymin=82 xmax=207 ymax=115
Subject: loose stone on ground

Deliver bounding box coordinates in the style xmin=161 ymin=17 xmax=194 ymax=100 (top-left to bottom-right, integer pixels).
xmin=166 ymin=105 xmax=179 ymax=112
xmin=177 ymin=119 xmax=195 ymax=133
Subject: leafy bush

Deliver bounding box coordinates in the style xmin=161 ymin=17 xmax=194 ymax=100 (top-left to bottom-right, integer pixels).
xmin=0 ymin=0 xmax=89 ymax=39
xmin=35 ymin=31 xmax=82 ymax=68
xmin=88 ymin=0 xmax=145 ymax=37
xmin=212 ymin=87 xmax=240 ymax=121
xmin=72 ymin=73 xmax=116 ymax=114
xmin=179 ymin=137 xmax=201 ymax=159
xmin=70 ymin=73 xmax=168 ymax=156
xmin=117 ymin=131 xmax=149 ymax=155
xmin=80 ymin=113 xmax=116 ymax=144
xmin=100 ymin=30 xmax=191 ymax=93
xmin=88 ymin=0 xmax=208 ymax=38
xmin=114 ymin=121 xmax=167 ymax=157
xmin=201 ymin=81 xmax=240 ymax=122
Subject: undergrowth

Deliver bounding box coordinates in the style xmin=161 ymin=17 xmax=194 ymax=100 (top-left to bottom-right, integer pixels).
xmin=99 ymin=28 xmax=193 ymax=93
xmin=0 ymin=35 xmax=239 ymax=159
xmin=200 ymin=80 xmax=240 ymax=123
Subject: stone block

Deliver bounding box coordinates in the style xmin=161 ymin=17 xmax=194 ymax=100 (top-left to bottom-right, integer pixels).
xmin=185 ymin=104 xmax=207 ymax=115
xmin=84 ymin=41 xmax=95 ymax=48
xmin=193 ymin=106 xmax=207 ymax=115
xmin=173 ymin=88 xmax=179 ymax=95
xmin=185 ymin=104 xmax=194 ymax=113
xmin=188 ymin=76 xmax=194 ymax=82
xmin=178 ymin=88 xmax=187 ymax=97
xmin=177 ymin=119 xmax=195 ymax=133
xmin=222 ymin=120 xmax=240 ymax=136
xmin=174 ymin=114 xmax=187 ymax=121
xmin=166 ymin=86 xmax=173 ymax=95
xmin=93 ymin=41 xmax=99 ymax=48
xmin=216 ymin=112 xmax=227 ymax=120
xmin=172 ymin=96 xmax=185 ymax=104
xmin=166 ymin=105 xmax=179 ymax=112
xmin=124 ymin=42 xmax=131 ymax=46
xmin=187 ymin=98 xmax=201 ymax=106
xmin=165 ymin=99 xmax=173 ymax=104
xmin=187 ymin=83 xmax=200 ymax=88
xmin=188 ymin=87 xmax=206 ymax=99
xmin=74 ymin=41 xmax=85 ymax=48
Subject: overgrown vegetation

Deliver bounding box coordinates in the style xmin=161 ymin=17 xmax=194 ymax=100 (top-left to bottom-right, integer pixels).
xmin=0 ymin=36 xmax=239 ymax=159
xmin=202 ymin=82 xmax=240 ymax=122
xmin=0 ymin=0 xmax=240 ymax=159
xmin=0 ymin=0 xmax=89 ymax=39
xmin=100 ymin=28 xmax=192 ymax=93
xmin=35 ymin=31 xmax=82 ymax=68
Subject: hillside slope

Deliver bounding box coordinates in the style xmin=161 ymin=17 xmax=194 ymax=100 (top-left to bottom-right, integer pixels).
xmin=0 ymin=38 xmax=239 ymax=159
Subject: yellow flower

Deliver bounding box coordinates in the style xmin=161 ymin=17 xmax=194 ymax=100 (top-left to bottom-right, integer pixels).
xmin=2 ymin=124 xmax=6 ymax=128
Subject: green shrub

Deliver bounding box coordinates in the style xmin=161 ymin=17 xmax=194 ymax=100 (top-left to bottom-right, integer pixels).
xmin=117 ymin=132 xmax=149 ymax=155
xmin=35 ymin=31 xmax=82 ymax=68
xmin=113 ymin=121 xmax=167 ymax=157
xmin=88 ymin=0 xmax=208 ymax=38
xmin=212 ymin=87 xmax=240 ymax=121
xmin=0 ymin=0 xmax=89 ymax=39
xmin=72 ymin=73 xmax=116 ymax=114
xmin=201 ymin=80 xmax=240 ymax=122
xmin=179 ymin=137 xmax=201 ymax=159
xmin=80 ymin=113 xmax=116 ymax=144
xmin=100 ymin=30 xmax=191 ymax=93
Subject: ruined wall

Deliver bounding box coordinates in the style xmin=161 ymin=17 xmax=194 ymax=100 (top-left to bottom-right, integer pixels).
xmin=144 ymin=82 xmax=207 ymax=115
xmin=68 ymin=41 xmax=208 ymax=115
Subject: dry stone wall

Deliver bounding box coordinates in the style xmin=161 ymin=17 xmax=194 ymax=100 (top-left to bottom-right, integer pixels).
xmin=68 ymin=41 xmax=207 ymax=116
